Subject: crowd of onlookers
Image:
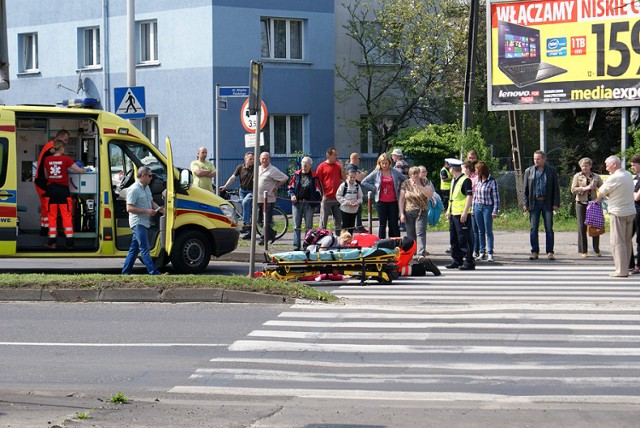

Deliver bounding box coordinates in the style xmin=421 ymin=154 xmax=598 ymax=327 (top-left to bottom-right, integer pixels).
xmin=217 ymin=145 xmax=640 ymax=278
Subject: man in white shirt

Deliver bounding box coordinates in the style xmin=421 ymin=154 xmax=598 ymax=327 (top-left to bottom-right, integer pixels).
xmin=257 ymin=152 xmax=288 ymax=245
xmin=596 ymin=155 xmax=636 ymax=278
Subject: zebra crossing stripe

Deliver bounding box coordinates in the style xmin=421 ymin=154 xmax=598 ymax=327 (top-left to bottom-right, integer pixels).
xmin=168 ymin=386 xmax=640 ymax=404
xmin=228 ymin=340 xmax=640 ymax=355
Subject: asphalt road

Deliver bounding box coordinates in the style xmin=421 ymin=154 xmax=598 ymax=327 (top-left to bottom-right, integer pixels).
xmin=2 ymin=264 xmax=640 ymax=427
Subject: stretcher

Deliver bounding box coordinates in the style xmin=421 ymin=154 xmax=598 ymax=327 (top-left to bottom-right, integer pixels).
xmin=263 ymin=247 xmax=400 ymax=284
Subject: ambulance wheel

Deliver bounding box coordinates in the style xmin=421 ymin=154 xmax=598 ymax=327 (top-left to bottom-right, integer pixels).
xmin=170 ymin=230 xmax=211 ymax=274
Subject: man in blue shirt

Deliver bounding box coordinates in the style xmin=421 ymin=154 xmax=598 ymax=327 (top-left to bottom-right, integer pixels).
xmin=122 ymin=166 xmax=165 ymax=275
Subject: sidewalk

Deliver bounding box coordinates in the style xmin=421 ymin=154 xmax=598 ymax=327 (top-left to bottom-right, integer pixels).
xmin=220 ymin=228 xmax=616 ymax=267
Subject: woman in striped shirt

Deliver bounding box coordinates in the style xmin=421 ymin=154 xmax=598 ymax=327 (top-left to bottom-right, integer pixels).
xmin=472 ymin=161 xmax=500 ymax=262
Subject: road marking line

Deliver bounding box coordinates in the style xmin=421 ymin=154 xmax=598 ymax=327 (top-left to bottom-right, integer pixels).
xmin=263 ymin=320 xmax=640 ymax=330
xmin=168 ymin=386 xmax=640 ymax=404
xmin=228 ymin=340 xmax=640 ymax=355
xmin=248 ymin=330 xmax=640 ymax=343
xmin=0 ymin=342 xmax=230 ymax=347
xmin=207 ymin=357 xmax=640 ymax=371
xmin=277 ymin=312 xmax=640 ymax=321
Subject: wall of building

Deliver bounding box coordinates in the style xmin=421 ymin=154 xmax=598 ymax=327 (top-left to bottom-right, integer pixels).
xmin=2 ymin=0 xmax=335 ymax=183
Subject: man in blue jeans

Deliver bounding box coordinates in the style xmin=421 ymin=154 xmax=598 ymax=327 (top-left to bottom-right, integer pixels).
xmin=122 ymin=166 xmax=165 ymax=275
xmin=523 ymin=150 xmax=560 ymax=260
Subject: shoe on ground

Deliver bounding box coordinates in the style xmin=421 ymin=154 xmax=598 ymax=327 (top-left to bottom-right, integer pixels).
xmin=547 ymin=252 xmax=556 ymax=260
xmin=459 ymin=263 xmax=475 ymax=270
xmin=632 ymin=267 xmax=640 ymax=274
xmin=241 ymin=232 xmax=251 ymax=240
xmin=487 ymin=254 xmax=494 ymax=262
xmin=481 ymin=253 xmax=488 ymax=261
xmin=529 ymin=252 xmax=538 ymax=260
xmin=44 ymin=242 xmax=56 ymax=250
xmin=580 ymin=253 xmax=588 ymax=258
xmin=445 ymin=262 xmax=460 ymax=269
xmin=473 ymin=252 xmax=480 ymax=258
xmin=422 ymin=258 xmax=441 ymax=276
xmin=423 ymin=250 xmax=430 ymax=256
xmin=595 ymin=252 xmax=602 ymax=257
xmin=609 ymin=273 xmax=628 ymax=278
xmin=445 ymin=248 xmax=451 ymax=254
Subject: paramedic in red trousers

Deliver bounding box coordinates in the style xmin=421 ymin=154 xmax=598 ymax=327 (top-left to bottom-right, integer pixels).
xmin=595 ymin=155 xmax=636 ymax=278
xmin=316 ymin=147 xmax=345 ymax=234
xmin=34 ymin=129 xmax=69 ymax=236
xmin=288 ymin=156 xmax=323 ymax=251
xmin=122 ymin=166 xmax=165 ymax=275
xmin=445 ymin=158 xmax=475 ymax=270
xmin=43 ymin=138 xmax=88 ymax=249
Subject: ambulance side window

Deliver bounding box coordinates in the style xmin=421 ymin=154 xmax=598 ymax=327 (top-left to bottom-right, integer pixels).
xmin=0 ymin=138 xmax=8 ymax=187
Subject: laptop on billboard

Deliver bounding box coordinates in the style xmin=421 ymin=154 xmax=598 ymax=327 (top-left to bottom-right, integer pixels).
xmin=497 ymin=20 xmax=567 ymax=88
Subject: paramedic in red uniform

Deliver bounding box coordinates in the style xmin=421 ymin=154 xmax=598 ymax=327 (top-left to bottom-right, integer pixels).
xmin=34 ymin=129 xmax=69 ymax=236
xmin=43 ymin=138 xmax=88 ymax=249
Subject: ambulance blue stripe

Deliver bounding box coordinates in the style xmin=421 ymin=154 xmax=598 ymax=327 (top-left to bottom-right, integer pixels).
xmin=174 ymin=199 xmax=223 ymax=215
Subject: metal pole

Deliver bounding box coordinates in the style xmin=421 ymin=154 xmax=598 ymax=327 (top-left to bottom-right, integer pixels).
xmin=461 ymin=0 xmax=479 ymax=134
xmin=367 ymin=191 xmax=373 ymax=235
xmin=539 ymin=110 xmax=547 ymax=152
xmin=215 ymin=84 xmax=220 ymax=195
xmin=126 ymin=0 xmax=135 ymax=125
xmin=248 ymin=106 xmax=262 ymax=276
xmin=262 ymin=190 xmax=268 ymax=251
xmin=622 ymin=107 xmax=628 ymax=167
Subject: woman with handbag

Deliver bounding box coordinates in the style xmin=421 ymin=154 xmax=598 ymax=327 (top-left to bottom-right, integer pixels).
xmin=399 ymin=166 xmax=433 ymax=258
xmin=571 ymin=157 xmax=604 ymax=258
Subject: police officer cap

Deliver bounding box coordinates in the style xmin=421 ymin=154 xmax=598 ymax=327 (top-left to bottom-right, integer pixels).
xmin=445 ymin=158 xmax=463 ymax=167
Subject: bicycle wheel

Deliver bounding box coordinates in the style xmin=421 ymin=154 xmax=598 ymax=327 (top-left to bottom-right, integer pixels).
xmin=257 ymin=205 xmax=289 ymax=241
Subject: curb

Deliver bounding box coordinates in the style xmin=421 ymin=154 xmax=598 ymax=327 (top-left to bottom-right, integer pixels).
xmin=0 ymin=287 xmax=296 ymax=304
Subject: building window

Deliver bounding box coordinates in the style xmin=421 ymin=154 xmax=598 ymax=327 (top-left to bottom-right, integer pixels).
xmin=363 ymin=22 xmax=398 ymax=65
xmin=137 ymin=20 xmax=158 ymax=64
xmin=19 ymin=33 xmax=38 ymax=72
xmin=79 ymin=27 xmax=100 ymax=68
xmin=360 ymin=116 xmax=396 ymax=154
xmin=261 ymin=18 xmax=303 ymax=60
xmin=264 ymin=115 xmax=303 ymax=156
xmin=136 ymin=115 xmax=158 ymax=146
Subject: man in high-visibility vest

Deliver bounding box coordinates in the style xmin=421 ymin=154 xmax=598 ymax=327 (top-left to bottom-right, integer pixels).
xmin=445 ymin=158 xmax=475 ymax=270
xmin=439 ymin=159 xmax=452 ymax=208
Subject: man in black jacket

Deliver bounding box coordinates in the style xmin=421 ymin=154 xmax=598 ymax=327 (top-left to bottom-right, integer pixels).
xmin=523 ymin=150 xmax=560 ymax=260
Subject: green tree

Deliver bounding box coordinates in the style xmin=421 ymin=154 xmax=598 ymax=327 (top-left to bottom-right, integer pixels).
xmin=336 ymin=0 xmax=469 ymax=154
xmin=392 ymin=123 xmax=496 ymax=184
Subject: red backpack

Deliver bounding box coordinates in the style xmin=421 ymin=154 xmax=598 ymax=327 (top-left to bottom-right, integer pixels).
xmin=303 ymin=228 xmax=333 ymax=247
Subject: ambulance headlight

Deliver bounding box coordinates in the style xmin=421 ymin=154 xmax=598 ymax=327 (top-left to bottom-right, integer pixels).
xmin=220 ymin=203 xmax=235 ymax=220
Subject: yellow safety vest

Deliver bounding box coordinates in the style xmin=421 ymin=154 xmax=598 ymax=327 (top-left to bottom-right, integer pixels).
xmin=449 ymin=174 xmax=471 ymax=215
xmin=440 ymin=167 xmax=452 ymax=191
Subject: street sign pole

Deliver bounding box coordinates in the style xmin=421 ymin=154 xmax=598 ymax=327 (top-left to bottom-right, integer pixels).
xmin=215 ymin=84 xmax=220 ymax=195
xmin=248 ymin=61 xmax=263 ymax=278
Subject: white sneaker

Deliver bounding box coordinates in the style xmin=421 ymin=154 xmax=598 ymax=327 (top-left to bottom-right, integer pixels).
xmin=487 ymin=254 xmax=494 ymax=262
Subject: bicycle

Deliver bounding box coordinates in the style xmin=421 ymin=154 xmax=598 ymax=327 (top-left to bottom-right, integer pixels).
xmin=220 ymin=188 xmax=289 ymax=241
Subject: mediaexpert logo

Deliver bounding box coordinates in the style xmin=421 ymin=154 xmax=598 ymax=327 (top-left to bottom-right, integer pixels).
xmin=571 ymin=85 xmax=640 ymax=101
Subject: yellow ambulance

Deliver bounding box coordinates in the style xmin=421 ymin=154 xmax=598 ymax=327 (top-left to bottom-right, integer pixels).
xmin=0 ymin=103 xmax=239 ymax=273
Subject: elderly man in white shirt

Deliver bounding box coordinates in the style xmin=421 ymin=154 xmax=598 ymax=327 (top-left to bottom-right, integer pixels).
xmin=596 ymin=155 xmax=636 ymax=278
xmin=257 ymin=151 xmax=288 ymax=245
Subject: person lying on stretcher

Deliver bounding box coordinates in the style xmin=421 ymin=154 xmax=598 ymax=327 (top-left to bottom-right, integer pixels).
xmin=302 ymin=231 xmax=441 ymax=280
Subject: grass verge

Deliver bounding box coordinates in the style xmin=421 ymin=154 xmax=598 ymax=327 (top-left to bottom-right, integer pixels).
xmin=0 ymin=273 xmax=337 ymax=302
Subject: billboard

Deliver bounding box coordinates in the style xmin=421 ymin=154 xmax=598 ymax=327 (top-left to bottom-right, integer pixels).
xmin=488 ymin=0 xmax=640 ymax=110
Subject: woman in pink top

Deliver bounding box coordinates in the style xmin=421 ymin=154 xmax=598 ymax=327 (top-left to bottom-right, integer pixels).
xmin=361 ymin=153 xmax=406 ymax=239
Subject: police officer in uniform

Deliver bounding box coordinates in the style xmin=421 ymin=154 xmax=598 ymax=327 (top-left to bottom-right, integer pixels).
xmin=445 ymin=158 xmax=475 ymax=270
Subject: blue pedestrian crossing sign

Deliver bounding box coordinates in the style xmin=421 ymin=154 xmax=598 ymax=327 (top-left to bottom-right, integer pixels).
xmin=114 ymin=86 xmax=146 ymax=119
